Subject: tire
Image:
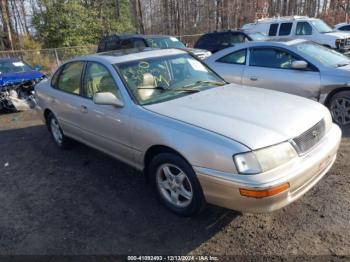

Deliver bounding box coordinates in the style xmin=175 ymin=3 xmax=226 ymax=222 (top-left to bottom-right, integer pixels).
xmin=328 ymin=90 xmax=350 ymax=126
xmin=149 ymin=152 xmax=206 ymax=216
xmin=47 ymin=113 xmax=71 ymax=149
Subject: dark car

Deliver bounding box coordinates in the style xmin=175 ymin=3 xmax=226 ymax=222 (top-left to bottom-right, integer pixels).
xmin=97 ymin=34 xmax=148 ymax=53
xmin=194 ymin=30 xmax=269 ymax=53
xmin=97 ymin=34 xmax=211 ymax=60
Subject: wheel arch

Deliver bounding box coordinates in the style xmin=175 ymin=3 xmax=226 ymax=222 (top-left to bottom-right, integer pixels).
xmin=324 ymin=87 xmax=350 ymax=107
xmin=143 ymin=145 xmax=192 ymax=178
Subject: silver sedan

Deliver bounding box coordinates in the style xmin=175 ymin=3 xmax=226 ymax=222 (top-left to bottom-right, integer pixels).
xmin=35 ymin=48 xmax=341 ymax=216
xmin=204 ymin=39 xmax=350 ymax=126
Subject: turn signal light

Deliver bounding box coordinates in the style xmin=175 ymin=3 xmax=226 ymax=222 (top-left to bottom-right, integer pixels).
xmin=239 ymin=183 xmax=290 ymax=198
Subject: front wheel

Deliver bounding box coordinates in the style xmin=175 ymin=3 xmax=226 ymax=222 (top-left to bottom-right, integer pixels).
xmin=329 ymin=91 xmax=350 ymax=126
xmin=149 ymin=153 xmax=206 ymax=216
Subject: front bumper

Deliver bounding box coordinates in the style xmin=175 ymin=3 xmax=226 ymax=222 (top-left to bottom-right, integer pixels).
xmin=195 ymin=124 xmax=342 ymax=213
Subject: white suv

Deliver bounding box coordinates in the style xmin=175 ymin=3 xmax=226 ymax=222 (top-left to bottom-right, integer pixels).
xmin=242 ymin=16 xmax=350 ymax=52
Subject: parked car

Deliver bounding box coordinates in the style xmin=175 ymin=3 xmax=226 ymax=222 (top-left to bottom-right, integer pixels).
xmin=144 ymin=35 xmax=211 ymax=59
xmin=204 ymin=39 xmax=350 ymax=126
xmin=97 ymin=34 xmax=211 ymax=60
xmin=35 ymin=48 xmax=341 ymax=216
xmin=335 ymin=22 xmax=350 ymax=32
xmin=194 ymin=30 xmax=269 ymax=53
xmin=242 ymin=16 xmax=350 ymax=52
xmin=0 ymin=58 xmax=45 ymax=111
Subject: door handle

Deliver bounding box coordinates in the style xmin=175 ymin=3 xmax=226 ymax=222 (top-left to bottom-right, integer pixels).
xmin=80 ymin=105 xmax=88 ymax=113
xmin=249 ymin=76 xmax=258 ymax=81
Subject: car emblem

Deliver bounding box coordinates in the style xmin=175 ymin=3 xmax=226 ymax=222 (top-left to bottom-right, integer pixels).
xmin=312 ymin=130 xmax=319 ymax=139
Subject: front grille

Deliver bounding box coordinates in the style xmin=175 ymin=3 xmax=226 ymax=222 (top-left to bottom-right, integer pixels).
xmin=347 ymin=38 xmax=350 ymax=46
xmin=292 ymin=119 xmax=326 ymax=155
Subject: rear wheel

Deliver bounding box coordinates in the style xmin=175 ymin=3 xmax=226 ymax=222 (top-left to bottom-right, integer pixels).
xmin=329 ymin=91 xmax=350 ymax=126
xmin=149 ymin=152 xmax=206 ymax=216
xmin=47 ymin=113 xmax=71 ymax=149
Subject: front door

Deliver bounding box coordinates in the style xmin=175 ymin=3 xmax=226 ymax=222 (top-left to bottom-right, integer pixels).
xmin=242 ymin=47 xmax=321 ymax=100
xmin=79 ymin=61 xmax=134 ymax=164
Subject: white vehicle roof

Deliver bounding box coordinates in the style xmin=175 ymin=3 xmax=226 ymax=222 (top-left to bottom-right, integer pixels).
xmin=72 ymin=48 xmax=186 ymax=65
xmin=254 ymin=16 xmax=317 ymax=24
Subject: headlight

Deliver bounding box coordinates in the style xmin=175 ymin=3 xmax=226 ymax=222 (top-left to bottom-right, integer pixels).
xmin=335 ymin=39 xmax=345 ymax=47
xmin=233 ymin=142 xmax=297 ymax=175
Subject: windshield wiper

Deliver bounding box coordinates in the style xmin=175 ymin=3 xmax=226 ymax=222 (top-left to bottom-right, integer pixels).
xmin=137 ymin=86 xmax=200 ymax=93
xmin=183 ymin=80 xmax=226 ymax=89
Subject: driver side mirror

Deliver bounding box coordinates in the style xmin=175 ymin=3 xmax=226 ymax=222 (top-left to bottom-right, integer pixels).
xmin=291 ymin=60 xmax=308 ymax=70
xmin=93 ymin=92 xmax=124 ymax=107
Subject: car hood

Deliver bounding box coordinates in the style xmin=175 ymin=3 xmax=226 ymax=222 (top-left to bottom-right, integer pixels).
xmin=0 ymin=70 xmax=45 ymax=87
xmin=144 ymin=84 xmax=326 ymax=150
xmin=324 ymin=31 xmax=350 ymax=38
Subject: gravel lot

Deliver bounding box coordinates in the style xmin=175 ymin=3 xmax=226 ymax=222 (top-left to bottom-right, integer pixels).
xmin=0 ymin=110 xmax=349 ymax=257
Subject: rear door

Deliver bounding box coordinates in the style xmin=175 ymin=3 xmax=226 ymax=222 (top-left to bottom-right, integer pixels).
xmin=49 ymin=61 xmax=87 ymax=137
xmin=242 ymin=47 xmax=321 ymax=100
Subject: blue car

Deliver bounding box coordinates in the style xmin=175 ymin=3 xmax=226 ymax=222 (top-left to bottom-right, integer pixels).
xmin=0 ymin=58 xmax=45 ymax=87
xmin=0 ymin=58 xmax=45 ymax=111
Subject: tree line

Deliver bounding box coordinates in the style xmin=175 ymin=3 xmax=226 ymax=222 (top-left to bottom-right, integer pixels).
xmin=1 ymin=0 xmax=350 ymax=51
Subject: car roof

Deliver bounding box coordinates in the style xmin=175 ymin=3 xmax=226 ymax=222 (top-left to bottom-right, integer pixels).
xmin=255 ymin=16 xmax=317 ymax=24
xmin=101 ymin=33 xmax=145 ymax=41
xmin=201 ymin=30 xmax=246 ymax=36
xmin=144 ymin=35 xmax=177 ymax=39
xmin=74 ymin=48 xmax=187 ymax=64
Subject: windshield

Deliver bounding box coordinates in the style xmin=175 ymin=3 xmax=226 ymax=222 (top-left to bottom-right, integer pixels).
xmin=294 ymin=41 xmax=350 ymax=67
xmin=0 ymin=60 xmax=32 ymax=74
xmin=310 ymin=19 xmax=333 ymax=33
xmin=146 ymin=37 xmax=186 ymax=49
xmin=115 ymin=53 xmax=226 ymax=105
xmin=248 ymin=32 xmax=269 ymax=41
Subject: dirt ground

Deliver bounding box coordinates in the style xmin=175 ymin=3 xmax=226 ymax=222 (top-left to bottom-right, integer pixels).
xmin=0 ymin=110 xmax=349 ymax=257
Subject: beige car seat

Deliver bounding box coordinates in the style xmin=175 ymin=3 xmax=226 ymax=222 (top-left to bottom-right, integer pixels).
xmin=99 ymin=75 xmax=118 ymax=96
xmin=137 ymin=73 xmax=156 ymax=101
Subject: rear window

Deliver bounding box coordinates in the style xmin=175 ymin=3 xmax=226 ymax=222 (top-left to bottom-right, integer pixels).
xmin=279 ymin=23 xmax=293 ymax=36
xmin=269 ymin=23 xmax=279 ymax=36
xmin=195 ymin=34 xmax=212 ymax=48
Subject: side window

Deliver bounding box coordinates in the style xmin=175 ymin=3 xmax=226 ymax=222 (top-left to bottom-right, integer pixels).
xmin=133 ymin=39 xmax=147 ymax=48
xmin=82 ymin=62 xmax=120 ymax=99
xmin=56 ymin=62 xmax=85 ymax=95
xmin=279 ymin=23 xmax=293 ymax=36
xmin=215 ymin=33 xmax=231 ymax=46
xmin=339 ymin=25 xmax=350 ymax=31
xmin=250 ymin=48 xmax=299 ymax=69
xmin=269 ymin=23 xmax=279 ymax=36
xmin=105 ymin=40 xmax=118 ymax=51
xmin=196 ymin=35 xmax=210 ymax=47
xmin=120 ymin=39 xmax=133 ymax=49
xmin=51 ymin=67 xmax=62 ymax=88
xmin=230 ymin=33 xmax=246 ymax=43
xmin=296 ymin=22 xmax=312 ymax=35
xmin=217 ymin=49 xmax=246 ymax=65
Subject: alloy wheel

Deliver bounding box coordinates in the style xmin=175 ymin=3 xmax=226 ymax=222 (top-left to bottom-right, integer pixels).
xmin=156 ymin=163 xmax=193 ymax=208
xmin=330 ymin=97 xmax=350 ymax=125
xmin=50 ymin=118 xmax=63 ymax=145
